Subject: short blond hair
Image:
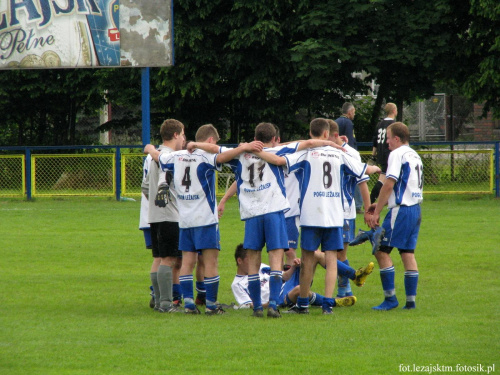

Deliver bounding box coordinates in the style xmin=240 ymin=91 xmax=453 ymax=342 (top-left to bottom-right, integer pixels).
xmin=195 ymin=124 xmax=220 ymax=142
xmin=384 ymin=103 xmax=397 ymax=116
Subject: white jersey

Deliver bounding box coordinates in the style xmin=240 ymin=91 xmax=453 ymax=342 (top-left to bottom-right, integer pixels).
xmin=139 ymin=154 xmax=152 ymax=229
xmin=226 ymin=143 xmax=299 ymax=220
xmin=231 ymin=263 xmax=270 ymax=307
xmin=145 ymin=145 xmax=179 ymax=224
xmin=386 ymin=145 xmax=423 ymax=208
xmin=284 ymin=171 xmax=301 ymax=218
xmin=158 ymin=149 xmax=221 ymax=229
xmin=342 ymin=143 xmax=369 ymax=220
xmin=284 ymin=146 xmax=367 ymax=228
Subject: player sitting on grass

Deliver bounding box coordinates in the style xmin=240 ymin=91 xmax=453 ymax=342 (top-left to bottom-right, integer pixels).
xmin=232 ymin=244 xmax=375 ymax=310
xmin=145 ymin=124 xmax=263 ymax=315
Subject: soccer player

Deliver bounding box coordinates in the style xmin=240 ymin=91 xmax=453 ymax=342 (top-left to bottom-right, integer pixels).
xmin=348 ymin=103 xmax=398 ymax=250
xmin=142 ymin=119 xmax=185 ymax=313
xmin=145 ymin=124 xmax=263 ymax=315
xmin=368 ymin=122 xmax=423 ymax=310
xmin=139 ymin=153 xmax=157 ymax=308
xmin=192 ymin=122 xmax=343 ymax=318
xmin=371 ymin=103 xmax=397 ymax=203
xmin=327 ymin=119 xmax=373 ymax=298
xmin=256 ymin=118 xmax=381 ymax=314
xmin=231 ymin=244 xmax=360 ymax=310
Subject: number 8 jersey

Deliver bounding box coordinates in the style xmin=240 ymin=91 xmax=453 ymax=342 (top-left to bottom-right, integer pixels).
xmin=385 ymin=145 xmax=424 ymax=208
xmin=284 ymin=146 xmax=367 ymax=228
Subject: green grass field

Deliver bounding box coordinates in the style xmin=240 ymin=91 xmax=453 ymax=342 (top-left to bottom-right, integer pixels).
xmin=1 ymin=195 xmax=499 ymax=375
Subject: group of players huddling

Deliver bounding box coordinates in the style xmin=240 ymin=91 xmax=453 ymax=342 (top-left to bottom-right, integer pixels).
xmin=140 ymin=113 xmax=423 ymax=317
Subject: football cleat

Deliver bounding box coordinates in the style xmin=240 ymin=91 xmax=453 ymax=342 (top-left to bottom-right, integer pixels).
xmin=184 ymin=306 xmax=201 ymax=314
xmin=158 ymin=304 xmax=183 ymax=313
xmin=403 ymin=301 xmax=416 ymax=310
xmin=252 ymin=309 xmax=264 ymax=318
xmin=282 ymin=305 xmax=310 ymax=314
xmin=267 ymin=307 xmax=281 ymax=318
xmin=372 ymin=227 xmax=386 ymax=254
xmin=349 ymin=229 xmax=374 ymax=246
xmin=334 ymin=296 xmax=357 ymax=307
xmin=205 ymin=306 xmax=226 ymax=315
xmin=354 ymin=262 xmax=375 ymax=287
xmin=322 ymin=308 xmax=333 ymax=315
xmin=372 ymin=296 xmax=399 ymax=311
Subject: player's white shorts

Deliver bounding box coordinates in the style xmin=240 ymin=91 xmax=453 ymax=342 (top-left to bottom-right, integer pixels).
xmin=381 ymin=205 xmax=421 ymax=250
xmin=179 ymin=224 xmax=220 ymax=252
xmin=342 ymin=218 xmax=356 ymax=243
xmin=301 ymin=227 xmax=343 ymax=251
xmin=244 ymin=211 xmax=288 ymax=251
xmin=286 ymin=216 xmax=300 ymax=249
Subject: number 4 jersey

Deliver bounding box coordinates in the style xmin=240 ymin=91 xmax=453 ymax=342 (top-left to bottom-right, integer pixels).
xmin=386 ymin=145 xmax=424 ymax=208
xmin=284 ymin=146 xmax=368 ymax=228
xmin=158 ymin=149 xmax=221 ymax=229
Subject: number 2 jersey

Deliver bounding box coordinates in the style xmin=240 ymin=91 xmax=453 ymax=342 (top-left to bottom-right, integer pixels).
xmin=284 ymin=146 xmax=368 ymax=228
xmin=225 ymin=143 xmax=299 ymax=220
xmin=158 ymin=149 xmax=221 ymax=229
xmin=386 ymin=145 xmax=423 ymax=208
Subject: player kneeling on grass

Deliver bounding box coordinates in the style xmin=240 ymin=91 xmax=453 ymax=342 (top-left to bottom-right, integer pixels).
xmin=145 ymin=124 xmax=263 ymax=315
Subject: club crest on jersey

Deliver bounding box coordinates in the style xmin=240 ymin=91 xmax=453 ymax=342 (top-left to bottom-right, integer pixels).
xmin=311 ymin=151 xmax=320 ymax=158
xmin=244 ymin=153 xmax=252 ymax=159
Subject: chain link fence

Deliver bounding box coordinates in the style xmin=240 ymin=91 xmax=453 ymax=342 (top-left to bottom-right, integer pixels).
xmin=32 ymin=154 xmax=115 ymax=196
xmin=0 ymin=143 xmax=499 ymax=199
xmin=0 ymin=155 xmax=25 ymax=196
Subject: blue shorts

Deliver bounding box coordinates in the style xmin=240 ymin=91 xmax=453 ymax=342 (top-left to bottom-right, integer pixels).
xmin=244 ymin=211 xmax=288 ymax=251
xmin=179 ymin=224 xmax=221 ymax=252
xmin=286 ymin=216 xmax=300 ymax=249
xmin=342 ymin=218 xmax=356 ymax=243
xmin=141 ymin=228 xmax=152 ymax=249
xmin=278 ymin=267 xmax=300 ymax=306
xmin=301 ymin=227 xmax=343 ymax=252
xmin=381 ymin=205 xmax=421 ymax=250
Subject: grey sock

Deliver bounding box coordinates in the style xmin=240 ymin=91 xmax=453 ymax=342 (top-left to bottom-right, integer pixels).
xmin=157 ymin=265 xmax=173 ymax=308
xmin=150 ymin=272 xmax=160 ymax=309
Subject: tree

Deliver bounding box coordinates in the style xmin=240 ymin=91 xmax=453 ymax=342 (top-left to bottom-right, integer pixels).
xmin=452 ymin=0 xmax=500 ymax=118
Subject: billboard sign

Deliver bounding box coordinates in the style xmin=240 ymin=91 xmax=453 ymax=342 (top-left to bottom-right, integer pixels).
xmin=0 ymin=0 xmax=173 ymax=69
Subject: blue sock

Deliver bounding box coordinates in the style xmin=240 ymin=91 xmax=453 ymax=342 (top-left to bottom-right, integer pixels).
xmin=309 ymin=292 xmax=324 ymax=306
xmin=248 ymin=274 xmax=262 ymax=311
xmin=196 ymin=281 xmax=206 ymax=298
xmin=204 ymin=275 xmax=219 ymax=310
xmin=380 ymin=266 xmax=396 ymax=299
xmin=322 ymin=297 xmax=334 ymax=312
xmin=180 ymin=275 xmax=195 ymax=309
xmin=404 ymin=270 xmax=419 ymax=305
xmin=173 ymin=283 xmax=182 ymax=302
xmin=337 ymin=259 xmax=354 ymax=297
xmin=297 ymin=296 xmax=309 ymax=309
xmin=269 ymin=270 xmax=282 ymax=310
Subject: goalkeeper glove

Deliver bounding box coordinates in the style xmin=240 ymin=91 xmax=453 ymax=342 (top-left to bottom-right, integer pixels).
xmin=155 ymin=183 xmax=170 ymax=207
